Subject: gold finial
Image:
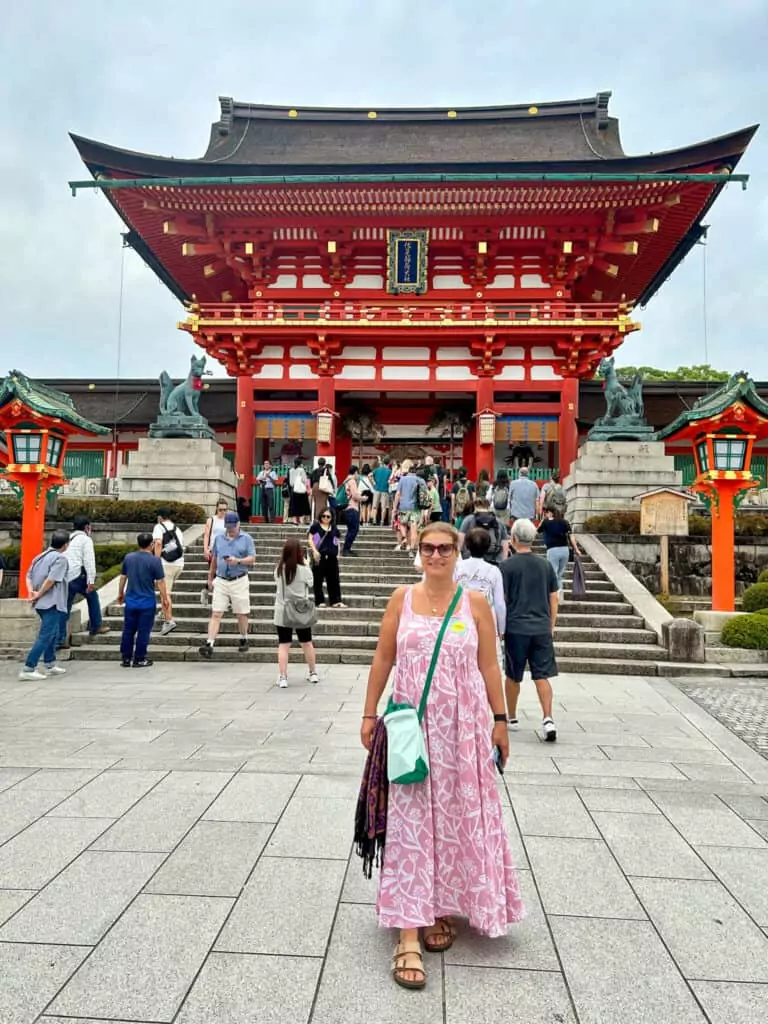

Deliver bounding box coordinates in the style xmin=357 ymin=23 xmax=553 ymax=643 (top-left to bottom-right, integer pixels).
xmin=288 ymin=109 xmax=298 ymax=118
xmin=367 ymin=111 xmax=377 ymax=119
xmin=447 ymin=110 xmax=457 ymax=118
xmin=528 ymin=106 xmax=538 ymax=115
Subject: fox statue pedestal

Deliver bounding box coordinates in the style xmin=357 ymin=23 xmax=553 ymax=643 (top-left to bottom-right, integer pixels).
xmin=564 ymin=441 xmax=681 ymax=529
xmin=118 ymin=437 xmax=237 ymax=515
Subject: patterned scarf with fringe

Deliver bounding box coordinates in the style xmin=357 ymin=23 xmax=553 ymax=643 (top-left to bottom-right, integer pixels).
xmin=354 ymin=717 xmax=389 ymax=879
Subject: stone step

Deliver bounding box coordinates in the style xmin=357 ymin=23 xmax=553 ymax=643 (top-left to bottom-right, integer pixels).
xmin=179 ymin=556 xmax=604 ymax=576
xmin=88 ymin=616 xmax=657 ymax=647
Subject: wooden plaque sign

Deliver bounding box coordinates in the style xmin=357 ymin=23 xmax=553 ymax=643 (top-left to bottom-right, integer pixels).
xmin=639 ymin=489 xmax=691 ymax=537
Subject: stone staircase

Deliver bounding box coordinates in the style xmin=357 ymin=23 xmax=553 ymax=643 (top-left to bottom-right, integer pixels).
xmin=70 ymin=525 xmax=668 ymax=674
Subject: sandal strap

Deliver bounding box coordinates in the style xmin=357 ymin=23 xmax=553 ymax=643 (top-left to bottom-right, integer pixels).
xmin=393 ymin=940 xmax=423 ymax=959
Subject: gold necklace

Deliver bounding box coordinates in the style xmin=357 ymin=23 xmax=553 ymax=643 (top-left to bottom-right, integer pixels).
xmin=423 ymin=585 xmax=457 ymax=615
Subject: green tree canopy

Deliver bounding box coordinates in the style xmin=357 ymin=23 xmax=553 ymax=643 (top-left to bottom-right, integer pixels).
xmin=611 ymin=364 xmax=730 ymax=382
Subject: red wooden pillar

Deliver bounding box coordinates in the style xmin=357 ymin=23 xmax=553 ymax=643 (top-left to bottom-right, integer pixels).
xmin=317 ymin=377 xmax=336 ymax=459
xmin=235 ymin=375 xmax=254 ymax=500
xmin=474 ymin=378 xmax=495 ymax=481
xmin=560 ymin=377 xmax=579 ymax=478
xmin=711 ymin=482 xmax=738 ymax=612
xmin=18 ymin=481 xmax=47 ymax=599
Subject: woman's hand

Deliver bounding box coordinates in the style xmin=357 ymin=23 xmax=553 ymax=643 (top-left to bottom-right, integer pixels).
xmin=492 ymin=721 xmax=509 ymax=768
xmin=312 ymin=551 xmax=320 ymax=564
xmin=361 ymin=717 xmax=377 ymax=751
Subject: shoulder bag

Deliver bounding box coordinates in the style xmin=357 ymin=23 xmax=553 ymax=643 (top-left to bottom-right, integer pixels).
xmin=383 ymin=586 xmax=463 ymax=785
xmin=280 ymin=570 xmax=318 ymax=629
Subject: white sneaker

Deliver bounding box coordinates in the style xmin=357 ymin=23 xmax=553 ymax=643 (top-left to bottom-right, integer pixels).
xmin=44 ymin=665 xmax=67 ymax=675
xmin=307 ymin=671 xmax=319 ymax=685
xmin=160 ymin=620 xmax=178 ymax=637
xmin=19 ymin=669 xmax=47 ymax=681
xmin=507 ymin=717 xmax=519 ymax=731
xmin=277 ymin=675 xmax=288 ymax=689
xmin=542 ymin=717 xmax=557 ymax=742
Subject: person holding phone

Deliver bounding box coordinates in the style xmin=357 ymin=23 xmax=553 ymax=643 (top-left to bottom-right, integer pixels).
xmin=360 ymin=522 xmax=524 ymax=991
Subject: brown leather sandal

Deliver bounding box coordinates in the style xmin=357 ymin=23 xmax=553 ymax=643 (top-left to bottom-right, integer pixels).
xmin=423 ymin=918 xmax=457 ymax=953
xmin=392 ymin=940 xmax=426 ymax=989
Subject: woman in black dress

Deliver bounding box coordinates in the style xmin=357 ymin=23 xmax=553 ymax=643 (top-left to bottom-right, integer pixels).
xmin=307 ymin=510 xmax=346 ymax=607
xmin=288 ymin=456 xmax=311 ymax=524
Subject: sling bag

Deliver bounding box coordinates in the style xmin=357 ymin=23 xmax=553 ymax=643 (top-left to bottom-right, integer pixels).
xmin=383 ymin=586 xmax=463 ymax=785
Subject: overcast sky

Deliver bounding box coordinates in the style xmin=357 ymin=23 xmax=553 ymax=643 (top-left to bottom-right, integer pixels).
xmin=1 ymin=0 xmax=765 ymax=382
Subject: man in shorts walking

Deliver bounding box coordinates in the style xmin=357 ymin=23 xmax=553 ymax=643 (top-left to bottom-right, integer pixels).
xmin=199 ymin=511 xmax=256 ymax=659
xmin=500 ymin=518 xmax=559 ymax=741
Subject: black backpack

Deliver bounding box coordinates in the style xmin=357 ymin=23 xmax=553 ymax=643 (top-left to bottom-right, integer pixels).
xmin=493 ymin=486 xmax=509 ymax=511
xmin=474 ymin=512 xmax=502 ymax=563
xmin=160 ymin=522 xmax=183 ymax=563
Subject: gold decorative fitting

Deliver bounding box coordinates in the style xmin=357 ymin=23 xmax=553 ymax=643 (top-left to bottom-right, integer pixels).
xmin=367 ymin=111 xmax=377 ymax=119
xmin=288 ymin=109 xmax=298 ymax=118
xmin=528 ymin=106 xmax=538 ymax=115
xmin=88 ymin=383 xmax=95 ymax=390
xmin=477 ymin=241 xmax=488 ymax=254
xmin=256 ymin=290 xmax=263 ymax=298
xmin=327 ymin=240 xmax=337 ymax=253
xmin=562 ymin=241 xmax=573 ymax=254
xmin=476 ymin=291 xmax=483 ymax=298
xmin=447 ymin=110 xmax=457 ymax=118
xmin=333 ymin=290 xmax=340 ymax=297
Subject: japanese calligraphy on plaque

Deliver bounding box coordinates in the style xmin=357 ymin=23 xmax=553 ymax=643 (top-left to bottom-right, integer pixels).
xmin=386 ymin=229 xmax=429 ymax=295
xmin=638 ymin=488 xmax=694 ymax=537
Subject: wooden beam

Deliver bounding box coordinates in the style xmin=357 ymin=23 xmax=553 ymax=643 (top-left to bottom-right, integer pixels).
xmin=614 ymin=218 xmax=659 ymax=236
xmin=597 ymin=239 xmax=639 ymax=256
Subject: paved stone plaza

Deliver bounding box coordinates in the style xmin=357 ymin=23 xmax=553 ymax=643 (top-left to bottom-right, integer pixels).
xmin=1 ymin=662 xmax=768 ymax=1024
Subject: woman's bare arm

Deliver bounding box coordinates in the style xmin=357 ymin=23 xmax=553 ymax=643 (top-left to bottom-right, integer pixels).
xmin=362 ymin=587 xmax=405 ymax=717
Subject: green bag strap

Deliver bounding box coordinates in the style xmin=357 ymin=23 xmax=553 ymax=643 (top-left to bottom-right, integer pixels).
xmin=417 ymin=585 xmax=463 ymax=722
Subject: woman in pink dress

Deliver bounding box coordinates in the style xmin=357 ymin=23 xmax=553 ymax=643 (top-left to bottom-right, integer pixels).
xmin=361 ymin=522 xmax=525 ymax=990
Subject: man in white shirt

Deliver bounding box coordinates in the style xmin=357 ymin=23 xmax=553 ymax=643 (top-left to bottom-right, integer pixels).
xmin=58 ymin=515 xmax=109 ymax=649
xmin=153 ymin=508 xmax=185 ymax=636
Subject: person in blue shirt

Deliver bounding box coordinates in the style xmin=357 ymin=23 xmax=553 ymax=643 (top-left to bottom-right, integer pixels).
xmin=371 ymin=457 xmax=392 ymax=526
xmin=392 ymin=459 xmax=421 ymax=553
xmin=118 ymin=533 xmax=170 ymax=668
xmin=199 ymin=512 xmax=256 ymax=659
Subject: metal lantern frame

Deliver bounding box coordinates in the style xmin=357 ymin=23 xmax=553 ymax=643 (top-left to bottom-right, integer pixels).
xmin=476 ymin=407 xmax=497 ymax=446
xmin=692 ymin=429 xmax=754 ymax=478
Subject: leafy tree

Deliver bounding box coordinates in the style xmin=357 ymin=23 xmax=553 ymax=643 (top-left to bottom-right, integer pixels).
xmin=610 ymin=365 xmax=730 ymax=382
xmin=428 ymin=405 xmax=473 ymax=474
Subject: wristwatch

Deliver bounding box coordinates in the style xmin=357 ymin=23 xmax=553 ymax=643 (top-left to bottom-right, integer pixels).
xmin=493 ymin=713 xmax=508 ymax=723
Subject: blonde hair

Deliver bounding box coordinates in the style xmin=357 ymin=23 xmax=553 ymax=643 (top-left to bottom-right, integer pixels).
xmin=401 ymin=459 xmax=413 ymax=473
xmin=419 ymin=521 xmax=460 ymax=548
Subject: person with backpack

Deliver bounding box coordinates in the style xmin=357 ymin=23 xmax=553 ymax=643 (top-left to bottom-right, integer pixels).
xmin=459 ymin=497 xmax=509 ymax=565
xmin=489 ymin=470 xmax=511 ymax=526
xmin=152 ymin=509 xmax=185 ymax=636
xmin=273 ymin=536 xmax=318 ymax=688
xmin=392 ymin=459 xmax=421 ymax=554
xmin=451 ymin=467 xmax=475 ymax=528
xmin=454 ymin=527 xmax=506 ymax=635
xmin=539 ymin=469 xmax=567 ymax=519
xmin=507 ymin=466 xmax=540 ymax=523
xmin=338 ymin=465 xmax=361 ymax=557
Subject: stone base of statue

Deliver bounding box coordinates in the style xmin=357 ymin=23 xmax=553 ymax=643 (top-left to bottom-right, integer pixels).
xmin=587 ymin=421 xmax=657 ymax=443
xmin=118 ymin=438 xmax=237 ymax=515
xmin=148 ymin=415 xmax=215 ymax=441
xmin=564 ymin=441 xmax=682 ymax=530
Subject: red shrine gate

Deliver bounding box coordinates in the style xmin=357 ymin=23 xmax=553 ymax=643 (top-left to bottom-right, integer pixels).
xmin=70 ymin=93 xmax=754 ymax=503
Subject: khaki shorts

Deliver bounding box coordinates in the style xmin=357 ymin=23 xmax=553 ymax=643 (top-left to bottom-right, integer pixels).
xmin=372 ymin=491 xmax=390 ymax=511
xmin=211 ymin=575 xmax=250 ymax=615
xmin=162 ymin=560 xmax=184 ymax=595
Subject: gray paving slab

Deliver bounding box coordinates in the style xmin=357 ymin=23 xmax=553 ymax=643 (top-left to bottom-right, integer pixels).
xmin=47 ymin=769 xmax=166 ymax=817
xmin=718 ymin=793 xmax=768 ymax=819
xmin=90 ymin=791 xmax=213 ymax=852
xmin=444 ymin=869 xmax=558 ymax=970
xmin=0 ymin=851 xmax=164 ymax=944
xmin=632 ymin=877 xmax=768 ymax=981
xmin=677 ymin=763 xmax=754 ymax=783
xmin=0 ymin=942 xmax=89 ymax=1024
xmin=554 ymin=758 xmax=687 ymax=779
xmin=551 ymin=915 xmax=708 ymax=1024
xmin=593 ymin=811 xmax=713 ymax=879
xmin=505 ymin=773 xmax=640 ymax=790
xmin=526 ymin=836 xmax=646 ymax=919
xmin=265 ymin=796 xmax=355 ymax=859
xmin=749 ymin=818 xmax=768 ymax=840
xmin=49 ymin=893 xmax=233 ymax=1021
xmin=695 ymin=846 xmax=768 ymax=925
xmin=691 ymin=981 xmax=768 ymax=1024
xmin=216 ymin=855 xmax=345 ymax=955
xmin=0 ymin=788 xmax=74 ymax=844
xmin=601 ymin=745 xmax=731 ymax=764
xmin=510 ymin=787 xmax=600 ymax=838
xmin=577 ymin=787 xmax=661 ymax=813
xmin=650 ymin=791 xmax=768 ymax=848
xmin=340 ymin=853 xmax=379 ymax=905
xmin=0 ymin=768 xmax=36 ymax=792
xmin=0 ymin=889 xmax=35 ymax=926
xmin=145 ymin=819 xmax=270 ymax=896
xmin=8 ymin=767 xmax=104 ymax=792
xmin=311 ymin=902 xmax=444 ymax=1024
xmin=0 ymin=816 xmax=114 ymax=889
xmin=202 ymin=772 xmax=299 ymax=822
xmin=501 ymin=805 xmax=530 ymax=868
xmin=152 ymin=769 xmax=234 ymax=795
xmin=444 ymin=965 xmax=577 ymax=1024
xmin=174 ymin=952 xmax=321 ymax=1024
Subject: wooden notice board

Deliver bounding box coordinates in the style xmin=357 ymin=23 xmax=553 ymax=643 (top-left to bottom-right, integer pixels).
xmin=640 ymin=491 xmax=691 ymax=538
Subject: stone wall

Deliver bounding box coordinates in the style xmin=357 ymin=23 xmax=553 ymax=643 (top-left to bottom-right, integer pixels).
xmin=598 ymin=535 xmax=768 ymax=598
xmin=0 ymin=521 xmax=159 ymax=549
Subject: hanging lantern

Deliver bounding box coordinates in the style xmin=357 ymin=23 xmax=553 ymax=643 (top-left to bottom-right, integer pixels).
xmin=476 ymin=407 xmax=497 ymax=446
xmin=315 ymin=408 xmax=336 ymax=444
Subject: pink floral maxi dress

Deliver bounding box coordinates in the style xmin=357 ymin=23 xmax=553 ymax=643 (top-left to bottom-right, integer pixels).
xmin=377 ymin=587 xmax=525 ymax=937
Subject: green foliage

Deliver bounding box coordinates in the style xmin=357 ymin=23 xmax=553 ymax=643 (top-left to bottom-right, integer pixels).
xmin=0 ymin=498 xmax=205 ymax=525
xmin=612 ymin=365 xmax=730 ymax=382
xmin=94 ymin=564 xmax=123 ymax=588
xmin=0 ymin=544 xmax=20 ymax=570
xmin=583 ymin=511 xmax=768 ymax=538
xmin=721 ymin=613 xmax=768 ymax=650
xmin=741 ymin=582 xmax=768 ymax=613
xmin=758 ymin=569 xmax=768 ymax=584
xmin=0 ymin=544 xmax=131 ymax=575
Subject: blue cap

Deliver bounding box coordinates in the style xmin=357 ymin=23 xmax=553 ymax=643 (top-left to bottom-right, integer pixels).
xmin=224 ymin=511 xmax=240 ymax=525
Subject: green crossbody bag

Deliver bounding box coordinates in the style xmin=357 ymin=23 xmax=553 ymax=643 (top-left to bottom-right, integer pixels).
xmin=383 ymin=586 xmax=463 ymax=785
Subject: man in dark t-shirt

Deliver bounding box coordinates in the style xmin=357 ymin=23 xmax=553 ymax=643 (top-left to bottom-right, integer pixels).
xmin=118 ymin=533 xmax=169 ymax=668
xmin=501 ymin=517 xmax=559 ymax=741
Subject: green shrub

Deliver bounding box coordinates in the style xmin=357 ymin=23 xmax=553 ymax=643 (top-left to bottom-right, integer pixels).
xmin=758 ymin=569 xmax=768 ymax=584
xmin=0 ymin=544 xmax=20 ymax=570
xmin=688 ymin=515 xmax=711 ymax=536
xmin=735 ymin=514 xmax=768 ymax=537
xmin=721 ymin=613 xmax=768 ymax=650
xmin=582 ymin=511 xmax=641 ymax=534
xmin=0 ymin=497 xmax=21 ymax=520
xmin=57 ymin=499 xmax=205 ymax=525
xmin=93 ymin=544 xmax=135 ymax=571
xmin=94 ymin=564 xmax=123 ymax=588
xmin=741 ymin=582 xmax=768 ymax=613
